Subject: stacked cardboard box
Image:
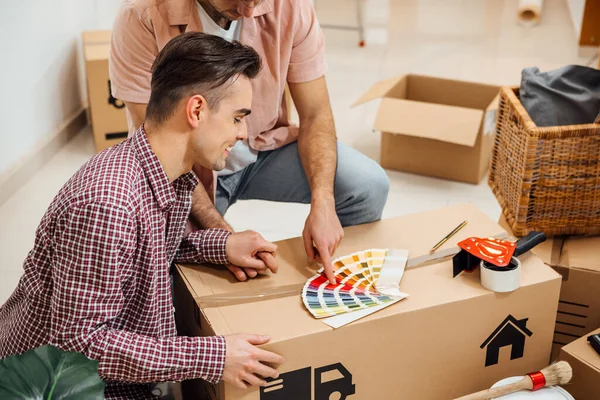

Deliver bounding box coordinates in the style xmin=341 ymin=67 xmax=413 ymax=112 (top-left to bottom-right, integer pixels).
xmin=82 ymin=30 xmax=128 ymax=152
xmin=560 ymin=327 xmax=600 ymax=399
xmin=498 ymin=214 xmax=600 ymax=360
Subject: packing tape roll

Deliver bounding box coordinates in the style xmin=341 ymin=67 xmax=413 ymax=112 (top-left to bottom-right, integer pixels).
xmin=480 ymin=257 xmax=521 ymax=293
xmin=517 ymin=0 xmax=543 ymax=27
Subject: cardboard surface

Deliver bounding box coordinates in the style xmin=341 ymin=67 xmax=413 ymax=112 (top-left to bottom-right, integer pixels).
xmin=181 ymin=203 xmax=504 ymax=301
xmin=82 ymin=30 xmax=128 ymax=152
xmin=499 ymin=214 xmax=600 ymax=361
xmin=352 ymin=75 xmax=406 ymax=107
xmin=176 ymin=204 xmax=561 ymax=400
xmin=354 ymin=74 xmax=500 ymax=184
xmin=559 ymin=327 xmax=600 ymax=400
xmin=82 ymin=30 xmax=112 ymax=45
xmin=374 ymin=98 xmax=484 ymax=146
xmin=84 ymin=44 xmax=111 ymax=62
xmin=380 ymin=130 xmax=486 ymax=184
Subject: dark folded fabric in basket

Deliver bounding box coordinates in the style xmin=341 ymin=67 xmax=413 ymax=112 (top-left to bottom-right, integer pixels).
xmin=520 ymin=65 xmax=600 ymax=127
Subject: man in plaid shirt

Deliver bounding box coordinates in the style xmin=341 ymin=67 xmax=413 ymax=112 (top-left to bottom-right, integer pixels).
xmin=0 ymin=32 xmax=284 ymax=399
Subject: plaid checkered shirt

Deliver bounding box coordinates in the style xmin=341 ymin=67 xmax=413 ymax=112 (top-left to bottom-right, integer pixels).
xmin=0 ymin=127 xmax=230 ymax=399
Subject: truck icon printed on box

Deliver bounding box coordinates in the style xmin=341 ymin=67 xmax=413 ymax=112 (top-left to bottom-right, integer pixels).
xmin=260 ymin=362 xmax=355 ymax=400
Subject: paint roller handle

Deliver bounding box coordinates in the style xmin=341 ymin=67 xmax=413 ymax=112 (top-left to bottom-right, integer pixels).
xmin=514 ymin=231 xmax=546 ymax=257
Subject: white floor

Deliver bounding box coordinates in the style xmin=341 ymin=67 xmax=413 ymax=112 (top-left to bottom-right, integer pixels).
xmin=0 ymin=0 xmax=595 ymax=304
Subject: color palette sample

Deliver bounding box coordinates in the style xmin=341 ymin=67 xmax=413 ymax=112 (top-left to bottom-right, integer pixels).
xmin=302 ymin=249 xmax=409 ymax=319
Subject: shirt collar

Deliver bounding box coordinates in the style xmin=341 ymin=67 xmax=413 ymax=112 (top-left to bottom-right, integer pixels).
xmin=168 ymin=0 xmax=272 ymax=26
xmin=179 ymin=170 xmax=200 ymax=191
xmin=131 ymin=126 xmax=178 ymax=211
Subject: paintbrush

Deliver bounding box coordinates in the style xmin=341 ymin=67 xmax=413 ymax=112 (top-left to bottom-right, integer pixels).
xmin=454 ymin=361 xmax=572 ymax=400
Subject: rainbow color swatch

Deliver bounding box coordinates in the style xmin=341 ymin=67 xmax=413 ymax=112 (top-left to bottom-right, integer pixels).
xmin=302 ymin=249 xmax=409 ymax=319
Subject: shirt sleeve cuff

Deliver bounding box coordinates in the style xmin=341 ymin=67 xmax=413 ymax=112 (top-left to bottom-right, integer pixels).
xmin=201 ymin=229 xmax=231 ymax=265
xmin=194 ymin=335 xmax=227 ymax=384
xmin=287 ymin=51 xmax=328 ymax=83
xmin=111 ymin=83 xmax=151 ymax=104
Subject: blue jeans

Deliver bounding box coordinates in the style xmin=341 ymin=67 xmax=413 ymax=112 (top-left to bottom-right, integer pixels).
xmin=215 ymin=141 xmax=390 ymax=226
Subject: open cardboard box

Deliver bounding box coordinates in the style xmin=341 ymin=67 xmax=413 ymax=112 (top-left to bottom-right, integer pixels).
xmin=175 ymin=204 xmax=561 ymax=399
xmin=353 ymin=74 xmax=500 ymax=184
xmin=498 ymin=214 xmax=600 ymax=360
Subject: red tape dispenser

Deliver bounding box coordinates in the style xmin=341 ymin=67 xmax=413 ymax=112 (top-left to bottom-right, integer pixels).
xmin=452 ymin=231 xmax=546 ymax=278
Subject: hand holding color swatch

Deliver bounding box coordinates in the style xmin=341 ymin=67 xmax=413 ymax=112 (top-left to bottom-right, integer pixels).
xmin=302 ymin=249 xmax=409 ymax=319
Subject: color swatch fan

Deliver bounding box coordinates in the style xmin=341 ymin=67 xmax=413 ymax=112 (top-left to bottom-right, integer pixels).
xmin=302 ymin=249 xmax=409 ymax=323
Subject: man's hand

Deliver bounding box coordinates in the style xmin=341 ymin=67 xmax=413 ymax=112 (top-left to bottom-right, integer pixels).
xmin=222 ymin=334 xmax=285 ymax=389
xmin=226 ymin=264 xmax=258 ymax=281
xmin=303 ymin=197 xmax=343 ymax=285
xmin=226 ymin=231 xmax=278 ymax=281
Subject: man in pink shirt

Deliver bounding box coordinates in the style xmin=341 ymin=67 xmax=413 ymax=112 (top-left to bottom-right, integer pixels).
xmin=0 ymin=33 xmax=284 ymax=399
xmin=110 ymin=0 xmax=390 ymax=284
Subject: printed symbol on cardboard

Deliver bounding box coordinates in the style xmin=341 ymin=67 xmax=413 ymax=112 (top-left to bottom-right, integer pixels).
xmin=260 ymin=367 xmax=311 ymax=400
xmin=107 ymin=80 xmax=125 ymax=109
xmin=314 ymin=363 xmax=355 ymax=400
xmin=260 ymin=363 xmax=355 ymax=400
xmin=480 ymin=314 xmax=533 ymax=367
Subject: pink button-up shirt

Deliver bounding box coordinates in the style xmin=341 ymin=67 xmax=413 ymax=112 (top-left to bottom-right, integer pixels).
xmin=109 ymin=0 xmax=327 ymax=198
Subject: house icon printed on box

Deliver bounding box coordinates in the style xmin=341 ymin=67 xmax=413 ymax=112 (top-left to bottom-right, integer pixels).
xmin=480 ymin=314 xmax=533 ymax=367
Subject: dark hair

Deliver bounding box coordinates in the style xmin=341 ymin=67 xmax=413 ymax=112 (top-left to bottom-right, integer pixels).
xmin=146 ymin=32 xmax=262 ymax=124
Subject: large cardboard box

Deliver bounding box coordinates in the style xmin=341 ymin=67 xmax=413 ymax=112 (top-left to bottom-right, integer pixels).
xmin=82 ymin=30 xmax=128 ymax=152
xmin=559 ymin=327 xmax=600 ymax=400
xmin=353 ymin=74 xmax=500 ymax=184
xmin=175 ymin=204 xmax=561 ymax=400
xmin=498 ymin=214 xmax=600 ymax=361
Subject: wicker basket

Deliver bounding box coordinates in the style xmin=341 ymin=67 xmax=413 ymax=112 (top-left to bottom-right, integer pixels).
xmin=488 ymin=86 xmax=600 ymax=237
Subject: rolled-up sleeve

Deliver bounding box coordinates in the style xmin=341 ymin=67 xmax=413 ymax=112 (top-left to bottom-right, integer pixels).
xmin=109 ymin=1 xmax=158 ymax=104
xmin=287 ymin=0 xmax=327 ymax=83
xmin=175 ymin=228 xmax=231 ymax=265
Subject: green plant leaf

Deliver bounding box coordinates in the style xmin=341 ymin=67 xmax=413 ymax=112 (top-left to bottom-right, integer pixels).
xmin=0 ymin=345 xmax=105 ymax=400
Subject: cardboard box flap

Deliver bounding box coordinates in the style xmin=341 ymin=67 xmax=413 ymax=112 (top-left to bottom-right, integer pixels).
xmin=407 ymin=74 xmax=501 ymax=111
xmin=351 ymin=75 xmax=406 ymax=107
xmin=178 ymin=203 xmax=507 ymax=301
xmin=561 ymin=238 xmax=600 ymax=273
xmin=374 ymin=98 xmax=484 ymax=147
xmin=524 ymin=235 xmax=600 ymax=273
xmin=563 ymin=327 xmax=600 ymax=370
xmin=529 ymin=240 xmax=555 ymax=266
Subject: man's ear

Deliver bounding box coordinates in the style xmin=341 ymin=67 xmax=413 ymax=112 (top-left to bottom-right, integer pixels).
xmin=186 ymin=95 xmax=207 ymax=128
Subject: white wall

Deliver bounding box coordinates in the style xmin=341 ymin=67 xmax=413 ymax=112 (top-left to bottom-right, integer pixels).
xmin=0 ymin=0 xmax=122 ymax=177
